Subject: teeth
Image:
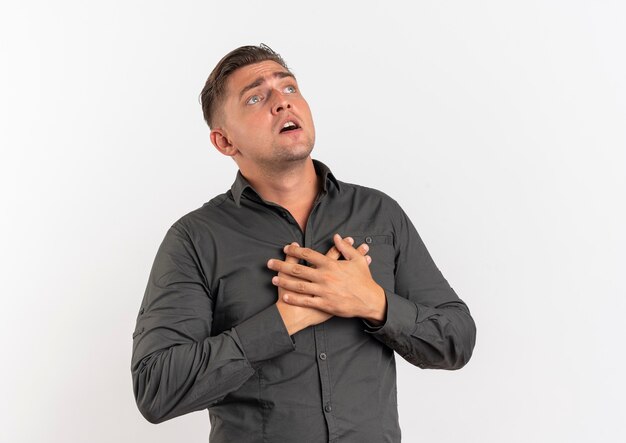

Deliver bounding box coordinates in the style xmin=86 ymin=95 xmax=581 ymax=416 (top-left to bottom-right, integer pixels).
xmin=283 ymin=121 xmax=296 ymax=128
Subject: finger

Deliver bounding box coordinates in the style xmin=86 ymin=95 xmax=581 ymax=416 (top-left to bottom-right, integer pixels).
xmin=355 ymin=242 xmax=369 ymax=257
xmin=283 ymin=243 xmax=329 ymax=267
xmin=274 ymin=273 xmax=314 ymax=287
xmin=325 ymin=246 xmax=340 ymax=261
xmin=333 ymin=233 xmax=367 ymax=261
xmin=277 ymin=243 xmax=301 ymax=277
xmin=273 ymin=274 xmax=310 ymax=299
xmin=268 ymin=258 xmax=319 ymax=282
xmin=284 ymin=242 xmax=300 ymax=264
xmin=282 ymin=292 xmax=322 ymax=309
xmin=272 ymin=275 xmax=321 ymax=295
xmin=325 ymin=237 xmax=354 ymax=260
xmin=365 ymin=255 xmax=372 ymax=266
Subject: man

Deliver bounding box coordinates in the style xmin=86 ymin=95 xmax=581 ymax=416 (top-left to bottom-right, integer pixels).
xmin=131 ymin=44 xmax=476 ymax=442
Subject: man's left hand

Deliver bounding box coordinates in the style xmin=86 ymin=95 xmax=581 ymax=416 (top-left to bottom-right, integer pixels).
xmin=267 ymin=234 xmax=387 ymax=325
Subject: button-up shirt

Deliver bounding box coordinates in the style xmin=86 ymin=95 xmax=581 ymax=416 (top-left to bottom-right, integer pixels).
xmin=131 ymin=159 xmax=476 ymax=442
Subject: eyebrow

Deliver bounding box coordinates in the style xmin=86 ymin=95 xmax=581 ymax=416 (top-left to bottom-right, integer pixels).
xmin=238 ymin=71 xmax=296 ymax=101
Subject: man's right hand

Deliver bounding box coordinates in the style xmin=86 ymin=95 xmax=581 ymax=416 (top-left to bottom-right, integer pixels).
xmin=274 ymin=238 xmax=371 ymax=335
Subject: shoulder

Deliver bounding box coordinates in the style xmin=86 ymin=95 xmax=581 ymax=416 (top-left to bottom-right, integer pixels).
xmin=335 ymin=179 xmax=413 ymax=235
xmin=337 ymin=179 xmax=402 ymax=212
xmin=166 ymin=190 xmax=232 ymax=239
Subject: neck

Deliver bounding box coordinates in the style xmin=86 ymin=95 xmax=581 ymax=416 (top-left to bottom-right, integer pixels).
xmin=239 ymin=157 xmax=320 ymax=210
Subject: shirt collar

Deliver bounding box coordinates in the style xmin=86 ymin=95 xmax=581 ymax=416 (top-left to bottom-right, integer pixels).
xmin=230 ymin=159 xmax=341 ymax=207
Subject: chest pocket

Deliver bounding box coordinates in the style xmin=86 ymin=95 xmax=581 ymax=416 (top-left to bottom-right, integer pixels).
xmin=346 ymin=234 xmax=395 ymax=293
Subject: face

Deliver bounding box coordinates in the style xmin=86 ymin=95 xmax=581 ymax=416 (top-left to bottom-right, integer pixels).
xmin=211 ymin=60 xmax=316 ymax=173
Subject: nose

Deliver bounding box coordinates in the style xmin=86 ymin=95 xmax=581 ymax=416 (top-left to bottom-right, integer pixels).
xmin=271 ymin=92 xmax=292 ymax=115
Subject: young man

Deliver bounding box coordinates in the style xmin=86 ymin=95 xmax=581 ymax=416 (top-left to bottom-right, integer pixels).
xmin=131 ymin=44 xmax=476 ymax=442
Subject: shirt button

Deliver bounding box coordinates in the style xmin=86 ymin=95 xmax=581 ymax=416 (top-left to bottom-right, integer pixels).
xmin=319 ymin=352 xmax=327 ymax=360
xmin=324 ymin=404 xmax=332 ymax=413
xmin=365 ymin=236 xmax=373 ymax=244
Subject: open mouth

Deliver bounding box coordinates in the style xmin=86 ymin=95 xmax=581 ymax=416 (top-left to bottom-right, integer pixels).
xmin=279 ymin=121 xmax=301 ymax=133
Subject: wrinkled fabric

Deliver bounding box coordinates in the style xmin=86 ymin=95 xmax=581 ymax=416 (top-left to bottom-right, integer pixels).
xmin=131 ymin=159 xmax=476 ymax=442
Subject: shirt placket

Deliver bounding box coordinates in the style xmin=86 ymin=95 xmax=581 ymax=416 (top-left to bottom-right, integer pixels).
xmin=303 ymin=194 xmax=338 ymax=442
xmin=276 ymin=193 xmax=338 ymax=442
xmin=313 ymin=321 xmax=338 ymax=441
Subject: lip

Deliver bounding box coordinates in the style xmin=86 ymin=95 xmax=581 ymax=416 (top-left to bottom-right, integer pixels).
xmin=276 ymin=115 xmax=302 ymax=135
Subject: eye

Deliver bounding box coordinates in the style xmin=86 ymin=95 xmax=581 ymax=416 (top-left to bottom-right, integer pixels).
xmin=284 ymin=85 xmax=296 ymax=94
xmin=246 ymin=95 xmax=262 ymax=105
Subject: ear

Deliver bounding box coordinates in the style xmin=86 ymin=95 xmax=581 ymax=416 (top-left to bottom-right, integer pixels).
xmin=210 ymin=128 xmax=238 ymax=157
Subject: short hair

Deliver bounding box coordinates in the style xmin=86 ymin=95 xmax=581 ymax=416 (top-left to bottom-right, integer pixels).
xmin=199 ymin=44 xmax=290 ymax=129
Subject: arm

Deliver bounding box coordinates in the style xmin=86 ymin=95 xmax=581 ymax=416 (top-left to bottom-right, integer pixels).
xmin=131 ymin=224 xmax=294 ymax=424
xmin=268 ymin=202 xmax=476 ymax=370
xmin=362 ymin=200 xmax=476 ymax=370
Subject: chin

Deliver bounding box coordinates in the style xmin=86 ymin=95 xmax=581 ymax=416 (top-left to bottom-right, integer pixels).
xmin=274 ymin=141 xmax=314 ymax=162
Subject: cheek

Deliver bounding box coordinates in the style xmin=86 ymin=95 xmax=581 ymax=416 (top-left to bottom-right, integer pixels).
xmin=230 ymin=116 xmax=268 ymax=144
xmin=298 ymin=99 xmax=315 ymax=128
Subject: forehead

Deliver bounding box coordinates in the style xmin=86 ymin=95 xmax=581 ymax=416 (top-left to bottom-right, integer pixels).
xmin=225 ymin=60 xmax=293 ymax=99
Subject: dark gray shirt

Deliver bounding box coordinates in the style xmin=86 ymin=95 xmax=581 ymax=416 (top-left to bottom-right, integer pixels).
xmin=131 ymin=159 xmax=476 ymax=442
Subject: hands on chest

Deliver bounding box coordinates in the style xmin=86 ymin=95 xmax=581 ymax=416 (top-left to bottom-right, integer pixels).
xmin=269 ymin=234 xmax=388 ymax=335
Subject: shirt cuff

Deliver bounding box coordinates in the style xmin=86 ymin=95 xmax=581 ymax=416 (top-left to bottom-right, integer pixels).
xmin=363 ymin=289 xmax=418 ymax=339
xmin=234 ymin=304 xmax=296 ymax=366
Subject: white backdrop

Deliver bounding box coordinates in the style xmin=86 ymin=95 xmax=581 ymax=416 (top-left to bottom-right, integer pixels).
xmin=1 ymin=1 xmax=624 ymax=442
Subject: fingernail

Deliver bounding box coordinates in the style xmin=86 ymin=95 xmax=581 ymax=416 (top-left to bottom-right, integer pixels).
xmin=272 ymin=276 xmax=279 ymax=284
xmin=346 ymin=237 xmax=354 ymax=245
xmin=267 ymin=259 xmax=274 ymax=267
xmin=283 ymin=294 xmax=289 ymax=301
xmin=362 ymin=244 xmax=369 ymax=252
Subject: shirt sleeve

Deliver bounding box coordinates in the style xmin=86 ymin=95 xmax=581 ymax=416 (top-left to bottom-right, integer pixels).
xmin=363 ymin=199 xmax=477 ymax=370
xmin=131 ymin=224 xmax=295 ymax=424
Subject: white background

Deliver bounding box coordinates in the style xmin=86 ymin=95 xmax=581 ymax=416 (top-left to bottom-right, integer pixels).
xmin=1 ymin=1 xmax=624 ymax=442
